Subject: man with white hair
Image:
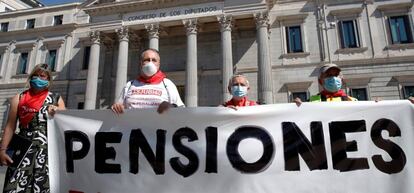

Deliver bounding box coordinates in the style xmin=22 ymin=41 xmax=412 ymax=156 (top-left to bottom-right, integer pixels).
xmin=222 ymin=74 xmax=257 ymax=109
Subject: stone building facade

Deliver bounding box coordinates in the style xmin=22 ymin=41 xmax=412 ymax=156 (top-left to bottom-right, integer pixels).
xmin=0 ymin=0 xmax=43 ymax=13
xmin=0 ymin=0 xmax=414 ymax=126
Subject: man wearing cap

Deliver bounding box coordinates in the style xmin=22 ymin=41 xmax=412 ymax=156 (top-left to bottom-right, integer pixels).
xmin=221 ymin=74 xmax=257 ymax=110
xmin=310 ymin=63 xmax=356 ymax=102
xmin=294 ymin=63 xmax=356 ymax=105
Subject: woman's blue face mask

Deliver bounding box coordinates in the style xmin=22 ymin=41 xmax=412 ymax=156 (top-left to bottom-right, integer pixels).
xmin=323 ymin=76 xmax=342 ymax=92
xmin=30 ymin=77 xmax=49 ymax=89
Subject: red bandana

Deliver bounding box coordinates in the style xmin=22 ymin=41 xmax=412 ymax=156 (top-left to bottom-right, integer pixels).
xmin=18 ymin=89 xmax=49 ymax=128
xmin=321 ymin=89 xmax=347 ymax=98
xmin=138 ymin=71 xmax=166 ymax=84
xmin=224 ymin=97 xmax=257 ymax=107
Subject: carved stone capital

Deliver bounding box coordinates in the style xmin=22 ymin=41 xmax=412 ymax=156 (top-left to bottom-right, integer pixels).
xmin=145 ymin=23 xmax=160 ymax=39
xmin=5 ymin=41 xmax=15 ymax=51
xmin=116 ymin=26 xmax=129 ymax=41
xmin=254 ymin=12 xmax=270 ymax=29
xmin=183 ymin=19 xmax=198 ymax=35
xmin=218 ymin=15 xmax=233 ymax=32
xmin=89 ymin=31 xmax=101 ymax=44
xmin=65 ymin=33 xmax=73 ymax=39
xmin=36 ymin=37 xmax=44 ymax=43
xmin=7 ymin=40 xmax=16 ymax=51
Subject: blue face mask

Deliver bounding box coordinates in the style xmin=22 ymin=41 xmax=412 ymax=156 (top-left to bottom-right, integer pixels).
xmin=231 ymin=85 xmax=248 ymax=97
xmin=30 ymin=77 xmax=49 ymax=89
xmin=323 ymin=76 xmax=342 ymax=92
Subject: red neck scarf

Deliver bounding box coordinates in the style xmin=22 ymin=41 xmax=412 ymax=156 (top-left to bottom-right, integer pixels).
xmin=138 ymin=71 xmax=166 ymax=84
xmin=18 ymin=89 xmax=49 ymax=128
xmin=321 ymin=89 xmax=346 ymax=98
xmin=224 ymin=97 xmax=257 ymax=107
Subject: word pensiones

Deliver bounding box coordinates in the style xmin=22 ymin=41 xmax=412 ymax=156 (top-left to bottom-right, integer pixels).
xmin=65 ymin=118 xmax=405 ymax=178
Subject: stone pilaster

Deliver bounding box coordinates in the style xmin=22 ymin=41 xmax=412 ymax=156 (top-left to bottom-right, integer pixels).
xmin=1 ymin=41 xmax=15 ymax=80
xmin=63 ymin=34 xmax=73 ymax=67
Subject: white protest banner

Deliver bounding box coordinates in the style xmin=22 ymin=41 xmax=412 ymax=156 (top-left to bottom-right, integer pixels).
xmin=48 ymin=101 xmax=414 ymax=193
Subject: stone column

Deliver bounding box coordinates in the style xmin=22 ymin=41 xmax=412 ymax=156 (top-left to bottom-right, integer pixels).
xmin=63 ymin=33 xmax=73 ymax=67
xmin=145 ymin=23 xmax=159 ymax=50
xmin=34 ymin=37 xmax=44 ymax=66
xmin=183 ymin=19 xmax=198 ymax=107
xmin=255 ymin=12 xmax=274 ymax=104
xmin=114 ymin=26 xmax=129 ymax=102
xmin=84 ymin=31 xmax=101 ymax=109
xmin=218 ymin=15 xmax=234 ymax=103
xmin=1 ymin=41 xmax=14 ymax=79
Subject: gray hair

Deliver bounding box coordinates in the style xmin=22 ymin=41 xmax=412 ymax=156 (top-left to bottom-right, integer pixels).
xmin=228 ymin=74 xmax=249 ymax=87
xmin=140 ymin=48 xmax=160 ymax=62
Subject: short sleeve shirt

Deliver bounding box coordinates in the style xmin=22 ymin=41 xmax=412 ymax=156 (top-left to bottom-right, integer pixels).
xmin=118 ymin=78 xmax=184 ymax=109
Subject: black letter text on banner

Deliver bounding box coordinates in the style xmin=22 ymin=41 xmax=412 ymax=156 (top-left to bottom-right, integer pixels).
xmin=95 ymin=132 xmax=122 ymax=173
xmin=282 ymin=122 xmax=327 ymax=171
xmin=226 ymin=126 xmax=275 ymax=173
xmin=329 ymin=120 xmax=369 ymax=172
xmin=170 ymin=127 xmax=199 ymax=177
xmin=371 ymin=118 xmax=406 ymax=174
xmin=129 ymin=129 xmax=166 ymax=175
xmin=65 ymin=130 xmax=90 ymax=173
xmin=205 ymin=126 xmax=218 ymax=173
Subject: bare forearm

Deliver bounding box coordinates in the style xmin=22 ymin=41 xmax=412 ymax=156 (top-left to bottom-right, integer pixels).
xmin=0 ymin=127 xmax=15 ymax=150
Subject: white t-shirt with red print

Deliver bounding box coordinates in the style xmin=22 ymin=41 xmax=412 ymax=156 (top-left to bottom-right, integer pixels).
xmin=117 ymin=78 xmax=184 ymax=109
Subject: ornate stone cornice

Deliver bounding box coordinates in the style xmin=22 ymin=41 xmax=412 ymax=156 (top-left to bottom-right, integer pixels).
xmin=15 ymin=41 xmax=36 ymax=50
xmin=145 ymin=23 xmax=160 ymax=39
xmin=183 ymin=19 xmax=198 ymax=35
xmin=0 ymin=24 xmax=77 ymax=38
xmin=218 ymin=15 xmax=233 ymax=32
xmin=376 ymin=2 xmax=413 ymax=12
xmin=116 ymin=26 xmax=129 ymax=41
xmin=89 ymin=31 xmax=101 ymax=44
xmin=0 ymin=3 xmax=80 ymax=19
